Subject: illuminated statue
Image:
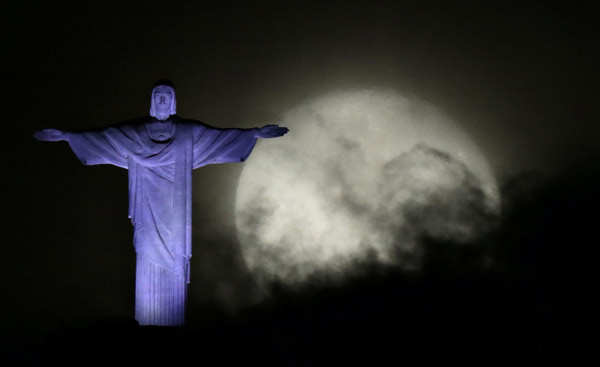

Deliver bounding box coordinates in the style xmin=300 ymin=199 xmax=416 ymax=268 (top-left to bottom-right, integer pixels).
xmin=34 ymin=80 xmax=288 ymax=326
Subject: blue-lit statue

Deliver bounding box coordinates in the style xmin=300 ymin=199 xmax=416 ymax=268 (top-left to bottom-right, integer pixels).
xmin=34 ymin=80 xmax=288 ymax=326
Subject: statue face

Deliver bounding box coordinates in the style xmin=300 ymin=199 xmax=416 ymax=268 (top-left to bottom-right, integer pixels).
xmin=153 ymin=86 xmax=174 ymax=112
xmin=149 ymin=84 xmax=176 ymax=120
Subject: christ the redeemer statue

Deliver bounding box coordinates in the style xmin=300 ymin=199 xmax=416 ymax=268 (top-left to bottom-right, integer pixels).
xmin=34 ymin=80 xmax=288 ymax=326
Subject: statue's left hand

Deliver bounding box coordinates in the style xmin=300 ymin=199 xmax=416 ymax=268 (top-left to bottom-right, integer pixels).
xmin=33 ymin=129 xmax=68 ymax=142
xmin=256 ymin=125 xmax=289 ymax=139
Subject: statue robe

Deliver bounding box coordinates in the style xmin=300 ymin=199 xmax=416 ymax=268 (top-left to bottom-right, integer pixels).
xmin=66 ymin=116 xmax=258 ymax=326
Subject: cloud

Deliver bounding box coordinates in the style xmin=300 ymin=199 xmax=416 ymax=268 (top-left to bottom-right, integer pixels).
xmin=237 ymin=143 xmax=498 ymax=290
xmin=380 ymin=144 xmax=496 ymax=243
xmin=236 ymin=90 xmax=500 ymax=291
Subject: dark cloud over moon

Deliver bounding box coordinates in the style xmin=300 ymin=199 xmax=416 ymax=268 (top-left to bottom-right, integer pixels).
xmin=236 ymin=90 xmax=500 ymax=290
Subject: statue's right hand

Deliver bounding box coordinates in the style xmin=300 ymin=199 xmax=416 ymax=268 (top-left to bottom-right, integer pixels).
xmin=33 ymin=129 xmax=67 ymax=142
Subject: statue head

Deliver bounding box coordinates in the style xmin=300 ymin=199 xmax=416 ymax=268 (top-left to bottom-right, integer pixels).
xmin=150 ymin=79 xmax=177 ymax=120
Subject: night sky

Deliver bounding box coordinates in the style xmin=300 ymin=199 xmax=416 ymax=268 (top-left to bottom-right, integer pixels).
xmin=6 ymin=0 xmax=600 ymax=364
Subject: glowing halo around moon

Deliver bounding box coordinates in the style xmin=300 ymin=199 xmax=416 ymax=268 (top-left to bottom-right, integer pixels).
xmin=235 ymin=89 xmax=500 ymax=290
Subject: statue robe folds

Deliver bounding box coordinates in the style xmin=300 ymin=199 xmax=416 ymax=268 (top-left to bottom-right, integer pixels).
xmin=67 ymin=116 xmax=258 ymax=326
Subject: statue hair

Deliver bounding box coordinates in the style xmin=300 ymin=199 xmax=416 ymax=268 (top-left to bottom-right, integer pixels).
xmin=149 ymin=83 xmax=177 ymax=118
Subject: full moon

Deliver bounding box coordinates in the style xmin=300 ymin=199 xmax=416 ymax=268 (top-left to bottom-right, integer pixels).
xmin=235 ymin=90 xmax=500 ymax=290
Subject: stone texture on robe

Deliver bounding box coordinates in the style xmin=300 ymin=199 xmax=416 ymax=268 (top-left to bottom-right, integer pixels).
xmin=66 ymin=116 xmax=258 ymax=325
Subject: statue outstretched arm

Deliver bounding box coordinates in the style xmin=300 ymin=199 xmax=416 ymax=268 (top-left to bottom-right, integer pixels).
xmin=255 ymin=124 xmax=289 ymax=139
xmin=33 ymin=128 xmax=69 ymax=142
xmin=35 ymin=126 xmax=130 ymax=168
xmin=193 ymin=122 xmax=285 ymax=168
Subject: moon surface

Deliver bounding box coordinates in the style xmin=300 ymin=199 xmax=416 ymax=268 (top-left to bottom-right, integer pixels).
xmin=235 ymin=90 xmax=500 ymax=290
